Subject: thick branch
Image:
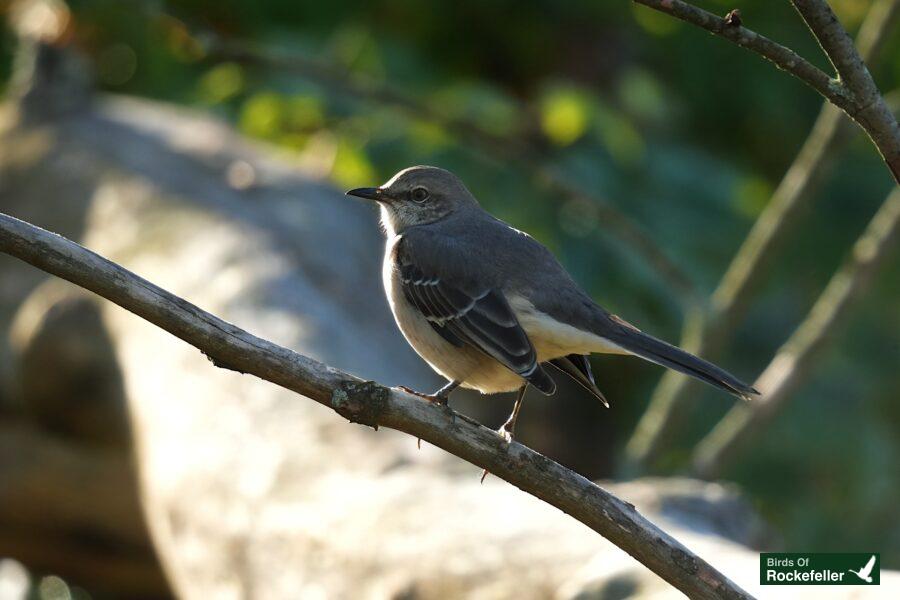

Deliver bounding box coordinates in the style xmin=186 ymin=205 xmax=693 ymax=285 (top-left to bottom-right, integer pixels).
xmin=692 ymin=187 xmax=900 ymax=478
xmin=791 ymin=0 xmax=900 ymax=183
xmin=624 ymin=0 xmax=899 ymax=470
xmin=0 ymin=212 xmax=750 ymax=599
xmin=632 ymin=0 xmax=851 ymax=110
xmin=791 ymin=0 xmax=880 ymax=102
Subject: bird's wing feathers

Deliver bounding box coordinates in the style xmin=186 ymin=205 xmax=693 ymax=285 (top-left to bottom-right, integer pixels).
xmin=593 ymin=313 xmax=759 ymax=400
xmin=396 ymin=235 xmax=556 ymax=394
xmin=395 ymin=214 xmax=757 ymax=401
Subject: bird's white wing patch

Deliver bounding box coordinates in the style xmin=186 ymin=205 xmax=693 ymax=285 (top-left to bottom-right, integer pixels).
xmin=507 ymin=295 xmax=629 ymax=359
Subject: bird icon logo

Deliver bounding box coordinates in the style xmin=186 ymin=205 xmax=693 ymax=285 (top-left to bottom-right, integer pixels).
xmin=848 ymin=555 xmax=877 ymax=583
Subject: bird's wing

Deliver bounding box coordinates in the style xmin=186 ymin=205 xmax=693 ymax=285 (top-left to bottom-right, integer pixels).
xmin=396 ymin=235 xmax=555 ymax=394
xmin=444 ymin=215 xmax=761 ymax=402
xmin=862 ymin=555 xmax=876 ymax=576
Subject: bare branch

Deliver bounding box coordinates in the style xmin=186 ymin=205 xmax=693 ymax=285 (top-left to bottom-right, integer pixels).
xmin=624 ymin=0 xmax=900 ymax=470
xmin=624 ymin=102 xmax=847 ymax=468
xmin=632 ymin=0 xmax=851 ymax=110
xmin=832 ymin=0 xmax=900 ymax=69
xmin=692 ymin=187 xmax=900 ymax=478
xmin=790 ymin=0 xmax=900 ymax=182
xmin=791 ymin=0 xmax=881 ymax=102
xmin=0 ymin=212 xmax=750 ymax=599
xmin=634 ymin=0 xmax=900 ymax=183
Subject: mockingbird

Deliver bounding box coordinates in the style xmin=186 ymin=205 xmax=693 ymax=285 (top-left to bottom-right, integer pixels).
xmin=347 ymin=166 xmax=758 ymax=441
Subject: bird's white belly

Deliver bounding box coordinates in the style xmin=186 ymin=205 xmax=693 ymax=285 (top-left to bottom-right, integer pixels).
xmin=382 ymin=244 xmax=524 ymax=394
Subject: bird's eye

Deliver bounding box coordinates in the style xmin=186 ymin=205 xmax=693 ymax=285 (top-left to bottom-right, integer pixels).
xmin=410 ymin=187 xmax=429 ymax=203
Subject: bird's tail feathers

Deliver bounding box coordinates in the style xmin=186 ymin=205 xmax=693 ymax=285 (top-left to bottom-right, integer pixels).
xmin=525 ymin=364 xmax=557 ymax=395
xmin=600 ymin=326 xmax=758 ymax=400
xmin=547 ymin=354 xmax=608 ymax=407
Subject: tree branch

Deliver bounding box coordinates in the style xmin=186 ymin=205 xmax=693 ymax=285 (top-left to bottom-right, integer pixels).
xmin=624 ymin=0 xmax=899 ymax=471
xmin=791 ymin=0 xmax=880 ymax=100
xmin=691 ymin=187 xmax=900 ymax=479
xmin=790 ymin=0 xmax=900 ymax=183
xmin=624 ymin=103 xmax=847 ymax=467
xmin=632 ymin=0 xmax=851 ymax=109
xmin=633 ymin=0 xmax=900 ymax=184
xmin=0 ymin=212 xmax=750 ymax=599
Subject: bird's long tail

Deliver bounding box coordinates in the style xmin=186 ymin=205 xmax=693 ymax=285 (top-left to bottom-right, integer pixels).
xmin=599 ymin=321 xmax=759 ymax=400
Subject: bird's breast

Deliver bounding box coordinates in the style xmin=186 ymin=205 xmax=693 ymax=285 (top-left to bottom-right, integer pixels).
xmin=382 ymin=235 xmax=402 ymax=307
xmin=381 ymin=236 xmax=523 ymax=393
xmin=382 ymin=236 xmax=468 ymax=376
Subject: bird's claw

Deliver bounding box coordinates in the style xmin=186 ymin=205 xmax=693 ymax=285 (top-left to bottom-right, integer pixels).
xmin=497 ymin=426 xmax=514 ymax=445
xmin=396 ymin=386 xmax=449 ymax=405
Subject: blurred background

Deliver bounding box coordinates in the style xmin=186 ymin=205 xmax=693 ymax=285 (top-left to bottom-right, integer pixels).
xmin=0 ymin=0 xmax=898 ymax=598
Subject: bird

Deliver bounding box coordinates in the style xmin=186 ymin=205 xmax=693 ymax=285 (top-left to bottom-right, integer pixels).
xmin=848 ymin=555 xmax=877 ymax=583
xmin=346 ymin=166 xmax=758 ymax=442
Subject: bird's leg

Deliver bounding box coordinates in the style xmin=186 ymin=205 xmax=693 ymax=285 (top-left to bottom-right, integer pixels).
xmin=498 ymin=384 xmax=528 ymax=444
xmin=480 ymin=385 xmax=530 ymax=482
xmin=431 ymin=380 xmax=461 ymax=404
xmin=397 ymin=380 xmax=461 ymax=406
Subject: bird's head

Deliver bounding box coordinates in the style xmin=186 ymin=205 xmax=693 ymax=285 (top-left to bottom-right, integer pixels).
xmin=346 ymin=165 xmax=479 ymax=234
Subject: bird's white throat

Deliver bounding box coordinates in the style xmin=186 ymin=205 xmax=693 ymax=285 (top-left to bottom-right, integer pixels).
xmin=380 ymin=205 xmax=400 ymax=238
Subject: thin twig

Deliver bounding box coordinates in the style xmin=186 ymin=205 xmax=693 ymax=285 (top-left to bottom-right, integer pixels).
xmin=632 ymin=0 xmax=851 ymax=110
xmin=624 ymin=0 xmax=900 ymax=470
xmin=692 ymin=187 xmax=900 ymax=479
xmin=0 ymin=211 xmax=751 ymax=600
xmin=633 ymin=0 xmax=900 ymax=184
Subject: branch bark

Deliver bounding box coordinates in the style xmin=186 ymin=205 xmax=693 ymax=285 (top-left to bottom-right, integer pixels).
xmin=633 ymin=0 xmax=900 ymax=184
xmin=691 ymin=187 xmax=900 ymax=479
xmin=790 ymin=0 xmax=881 ymax=98
xmin=632 ymin=0 xmax=851 ymax=109
xmin=624 ymin=0 xmax=899 ymax=471
xmin=790 ymin=0 xmax=900 ymax=182
xmin=0 ymin=212 xmax=751 ymax=599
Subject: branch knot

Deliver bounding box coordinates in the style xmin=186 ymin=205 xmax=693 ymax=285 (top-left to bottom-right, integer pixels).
xmin=330 ymin=380 xmax=387 ymax=429
xmin=723 ymin=9 xmax=742 ymax=28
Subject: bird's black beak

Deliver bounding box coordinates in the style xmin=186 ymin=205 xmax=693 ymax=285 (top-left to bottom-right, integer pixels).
xmin=345 ymin=187 xmax=385 ymax=202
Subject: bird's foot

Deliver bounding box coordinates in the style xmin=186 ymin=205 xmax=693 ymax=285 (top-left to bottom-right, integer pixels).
xmin=497 ymin=410 xmax=521 ymax=445
xmin=497 ymin=424 xmax=515 ymax=445
xmin=478 ymin=425 xmax=516 ymax=484
xmin=396 ymin=386 xmax=449 ymax=405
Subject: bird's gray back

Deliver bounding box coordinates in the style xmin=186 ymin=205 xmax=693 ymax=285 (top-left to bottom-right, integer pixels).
xmin=401 ymin=208 xmax=608 ymax=330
